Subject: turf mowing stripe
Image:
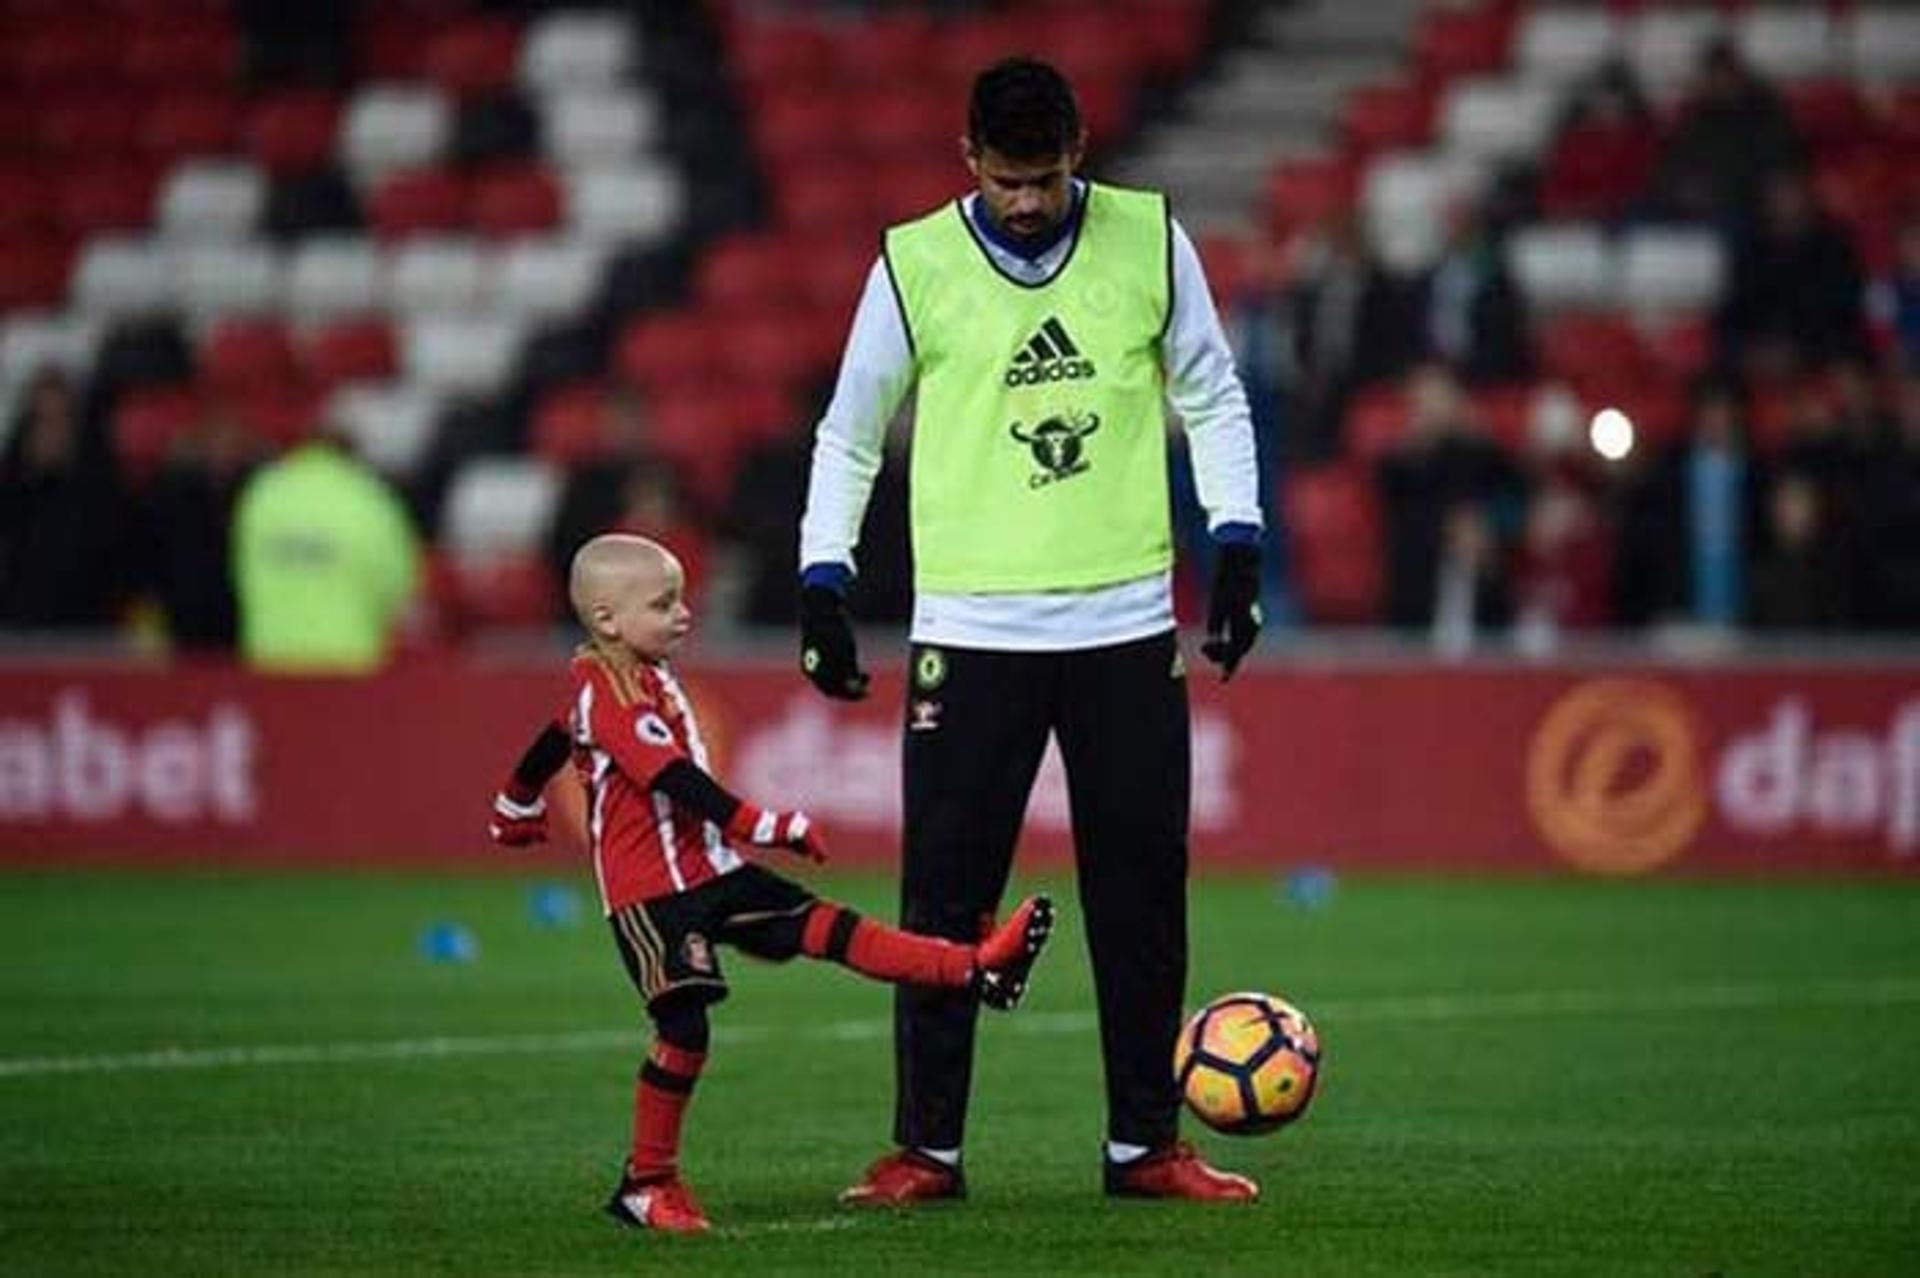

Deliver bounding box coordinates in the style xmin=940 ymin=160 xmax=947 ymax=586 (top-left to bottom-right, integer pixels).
xmin=4 ymin=978 xmax=1918 ymax=1080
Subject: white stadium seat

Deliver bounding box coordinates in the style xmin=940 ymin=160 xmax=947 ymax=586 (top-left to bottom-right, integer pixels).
xmin=565 ymin=163 xmax=685 ymax=246
xmin=520 ymin=10 xmax=635 ymax=91
xmin=70 ymin=238 xmax=173 ymax=317
xmin=386 ymin=237 xmax=488 ymax=315
xmin=1507 ymin=224 xmax=1614 ymax=312
xmin=1627 ymin=7 xmax=1728 ymax=95
xmin=326 ymin=381 xmax=445 ymax=478
xmin=542 ymin=88 xmax=658 ymax=166
xmin=339 ymin=84 xmax=452 ymax=181
xmin=1440 ymin=78 xmax=1559 ymax=164
xmin=155 ymin=161 xmax=267 ymax=240
xmin=1363 ymin=150 xmax=1485 ymax=273
xmin=285 ymin=237 xmax=383 ymax=318
xmin=490 ymin=239 xmax=605 ymax=321
xmin=1846 ymin=6 xmax=1920 ymax=84
xmin=401 ymin=315 xmax=525 ymax=395
xmin=440 ymin=456 xmax=564 ymax=558
xmin=175 ymin=243 xmax=282 ymax=319
xmin=1737 ymin=7 xmax=1836 ymax=82
xmin=1616 ymin=228 xmax=1726 ymax=313
xmin=0 ymin=312 xmax=102 ymax=386
xmin=1514 ymin=7 xmax=1623 ymax=87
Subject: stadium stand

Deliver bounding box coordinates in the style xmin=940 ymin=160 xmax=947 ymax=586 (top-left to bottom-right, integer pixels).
xmin=3 ymin=0 xmax=1917 ymax=643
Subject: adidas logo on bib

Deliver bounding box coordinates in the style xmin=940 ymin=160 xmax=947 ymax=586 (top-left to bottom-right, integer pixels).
xmin=1004 ymin=317 xmax=1096 ymax=387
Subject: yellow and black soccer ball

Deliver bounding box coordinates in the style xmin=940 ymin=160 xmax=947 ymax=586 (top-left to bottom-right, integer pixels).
xmin=1175 ymin=991 xmax=1321 ymax=1136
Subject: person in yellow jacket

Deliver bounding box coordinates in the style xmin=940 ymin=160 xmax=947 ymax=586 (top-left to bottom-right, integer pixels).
xmin=231 ymin=430 xmax=421 ymax=673
xmin=800 ymin=59 xmax=1266 ymax=1206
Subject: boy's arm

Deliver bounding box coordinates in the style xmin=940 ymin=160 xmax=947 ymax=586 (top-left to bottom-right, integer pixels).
xmin=652 ymin=760 xmax=828 ymax=864
xmin=488 ymin=720 xmax=571 ymax=847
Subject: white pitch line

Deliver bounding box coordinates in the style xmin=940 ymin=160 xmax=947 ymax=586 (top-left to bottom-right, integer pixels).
xmin=3 ymin=978 xmax=1918 ymax=1081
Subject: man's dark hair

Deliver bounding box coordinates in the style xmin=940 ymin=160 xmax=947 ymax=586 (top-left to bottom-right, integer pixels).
xmin=968 ymin=58 xmax=1081 ymax=160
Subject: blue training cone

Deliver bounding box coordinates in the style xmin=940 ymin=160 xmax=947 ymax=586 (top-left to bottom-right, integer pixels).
xmin=419 ymin=921 xmax=480 ymax=963
xmin=527 ymin=883 xmax=583 ymax=929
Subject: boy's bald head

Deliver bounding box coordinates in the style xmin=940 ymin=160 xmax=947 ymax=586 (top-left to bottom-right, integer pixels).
xmin=568 ymin=534 xmax=678 ymax=628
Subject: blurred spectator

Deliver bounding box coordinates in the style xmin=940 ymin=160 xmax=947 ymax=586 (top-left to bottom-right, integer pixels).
xmin=1718 ymin=170 xmax=1870 ymax=377
xmin=1749 ymin=473 xmax=1857 ymax=630
xmin=1871 ymin=221 xmax=1920 ymax=370
xmin=133 ymin=406 xmax=265 ymax=651
xmin=1858 ymin=376 xmax=1920 ymax=629
xmin=1375 ymin=364 xmax=1524 ymax=631
xmin=0 ymin=369 xmax=126 ymax=630
xmin=1511 ymin=385 xmax=1614 ymax=648
xmin=1431 ymin=502 xmax=1511 ymax=654
xmin=1414 ymin=200 xmax=1533 ymax=385
xmin=1540 ymin=60 xmax=1658 ymax=221
xmin=1276 ymin=211 xmax=1420 ymax=459
xmin=1653 ymin=38 xmax=1803 ymax=226
xmin=1614 ymin=377 xmax=1767 ymax=626
xmin=231 ymin=428 xmax=422 ymax=673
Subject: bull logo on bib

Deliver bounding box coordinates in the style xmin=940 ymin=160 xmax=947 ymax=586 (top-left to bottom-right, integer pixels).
xmin=1010 ymin=410 xmax=1100 ymax=489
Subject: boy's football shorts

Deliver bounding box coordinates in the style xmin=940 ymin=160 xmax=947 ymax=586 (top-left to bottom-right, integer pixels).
xmin=608 ymin=864 xmax=818 ymax=1014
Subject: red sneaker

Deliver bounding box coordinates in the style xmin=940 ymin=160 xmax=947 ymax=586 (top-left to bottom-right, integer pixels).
xmin=605 ymin=1171 xmax=712 ymax=1232
xmin=1105 ymin=1142 xmax=1259 ymax=1201
xmin=974 ymin=894 xmax=1054 ymax=1011
xmin=838 ymin=1148 xmax=966 ymax=1206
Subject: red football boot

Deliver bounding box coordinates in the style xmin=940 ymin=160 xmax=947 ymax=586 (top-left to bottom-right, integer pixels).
xmin=974 ymin=894 xmax=1054 ymax=1011
xmin=605 ymin=1171 xmax=712 ymax=1232
xmin=838 ymin=1148 xmax=966 ymax=1206
xmin=1105 ymin=1141 xmax=1259 ymax=1201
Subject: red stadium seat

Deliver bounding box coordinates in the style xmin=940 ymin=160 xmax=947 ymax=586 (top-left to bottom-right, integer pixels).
xmin=1412 ymin=5 xmax=1512 ymax=84
xmin=695 ymin=232 xmax=802 ymax=313
xmin=1537 ymin=313 xmax=1650 ymax=392
xmin=846 ymin=83 xmax=953 ymax=160
xmin=245 ymin=90 xmax=342 ymax=175
xmin=421 ymin=17 xmax=522 ymax=97
xmin=775 ymin=169 xmax=882 ymax=236
xmin=35 ymin=94 xmax=145 ymax=156
xmin=1469 ymin=384 xmax=1537 ymax=455
xmin=530 ymin=381 xmax=616 ymax=463
xmin=229 ymin=382 xmax=323 ymax=449
xmin=0 ymin=232 xmax=72 ymax=311
xmin=1263 ymin=156 xmax=1357 ymax=237
xmin=299 ymin=319 xmax=398 ymax=386
xmin=367 ymin=169 xmax=468 ymax=238
xmin=832 ymin=13 xmax=937 ymax=86
xmin=646 ymin=387 xmax=757 ymax=510
xmin=1283 ymin=464 xmax=1383 ymax=624
xmin=727 ymin=18 xmax=835 ymax=91
xmin=5 ymin=21 xmax=117 ymax=90
xmin=616 ymin=313 xmax=732 ymax=392
xmin=200 ymin=320 xmax=297 ymax=393
xmin=53 ymin=164 xmax=161 ymax=235
xmin=1341 ymin=81 xmax=1438 ymax=156
xmin=0 ymin=163 xmax=50 ymax=234
xmin=113 ymin=385 xmax=203 ymax=479
xmin=1124 ymin=1 xmax=1209 ymax=79
xmin=357 ymin=8 xmax=440 ymax=80
xmin=434 ymin=550 xmax=560 ymax=628
xmin=469 ymin=165 xmax=561 ymax=236
xmin=1345 ymin=385 xmax=1409 ymax=461
xmin=713 ymin=312 xmax=827 ymax=394
xmin=791 ymin=234 xmax=872 ymax=313
xmin=1786 ymin=82 xmax=1872 ymax=155
xmin=872 ymin=161 xmax=963 ymax=224
xmin=121 ymin=23 xmax=239 ymax=85
xmin=139 ymin=91 xmax=239 ymax=160
xmin=927 ymin=18 xmax=1027 ymax=90
xmin=752 ymin=91 xmax=858 ymax=165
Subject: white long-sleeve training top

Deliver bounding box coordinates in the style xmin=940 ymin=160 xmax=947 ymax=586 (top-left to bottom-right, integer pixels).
xmin=799 ymin=179 xmax=1262 ymax=651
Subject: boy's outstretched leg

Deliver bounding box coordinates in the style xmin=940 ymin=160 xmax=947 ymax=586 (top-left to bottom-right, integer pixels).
xmin=606 ymin=1000 xmax=713 ymax=1233
xmin=798 ymin=895 xmax=1055 ymax=1010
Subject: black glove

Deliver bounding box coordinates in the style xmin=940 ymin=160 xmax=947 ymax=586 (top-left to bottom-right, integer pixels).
xmin=799 ymin=585 xmax=870 ymax=700
xmin=1200 ymin=543 xmax=1262 ymax=681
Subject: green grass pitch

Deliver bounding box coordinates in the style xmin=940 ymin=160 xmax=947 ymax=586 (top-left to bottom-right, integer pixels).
xmin=3 ymin=867 xmax=1917 ymax=1276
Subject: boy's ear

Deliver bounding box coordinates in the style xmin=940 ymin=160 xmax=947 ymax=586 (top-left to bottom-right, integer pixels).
xmin=588 ymin=601 xmax=618 ymax=638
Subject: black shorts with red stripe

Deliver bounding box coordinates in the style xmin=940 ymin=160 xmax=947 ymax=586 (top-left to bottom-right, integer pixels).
xmin=608 ymin=865 xmax=818 ymax=1015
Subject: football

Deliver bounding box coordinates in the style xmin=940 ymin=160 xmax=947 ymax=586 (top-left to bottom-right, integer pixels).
xmin=1175 ymin=991 xmax=1321 ymax=1135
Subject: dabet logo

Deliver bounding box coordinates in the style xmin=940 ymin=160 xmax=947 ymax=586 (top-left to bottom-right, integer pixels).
xmin=1010 ymin=410 xmax=1100 ymax=489
xmin=0 ymin=691 xmax=258 ymax=824
xmin=1717 ymin=699 xmax=1920 ymax=854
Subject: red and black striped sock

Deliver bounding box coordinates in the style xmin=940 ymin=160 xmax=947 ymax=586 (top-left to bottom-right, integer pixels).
xmin=628 ymin=1039 xmax=705 ymax=1181
xmin=801 ymin=903 xmax=974 ymax=989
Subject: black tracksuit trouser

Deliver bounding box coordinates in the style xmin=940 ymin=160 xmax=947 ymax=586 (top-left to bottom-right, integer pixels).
xmin=893 ymin=629 xmax=1190 ymax=1151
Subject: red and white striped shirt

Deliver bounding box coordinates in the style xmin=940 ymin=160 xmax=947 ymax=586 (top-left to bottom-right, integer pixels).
xmin=565 ymin=650 xmax=742 ymax=912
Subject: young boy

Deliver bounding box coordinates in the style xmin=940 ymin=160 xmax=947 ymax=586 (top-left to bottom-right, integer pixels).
xmin=487 ymin=533 xmax=1054 ymax=1233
